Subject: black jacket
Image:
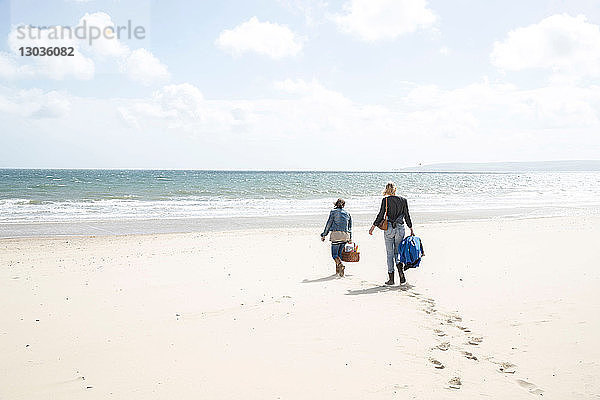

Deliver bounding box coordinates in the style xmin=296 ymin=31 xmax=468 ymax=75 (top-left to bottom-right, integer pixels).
xmin=373 ymin=195 xmax=412 ymax=228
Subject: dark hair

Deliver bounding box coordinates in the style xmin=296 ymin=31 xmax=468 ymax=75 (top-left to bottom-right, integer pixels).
xmin=334 ymin=198 xmax=345 ymax=208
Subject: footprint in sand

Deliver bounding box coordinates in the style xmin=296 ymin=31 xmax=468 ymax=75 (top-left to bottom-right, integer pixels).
xmin=498 ymin=362 xmax=517 ymax=374
xmin=428 ymin=358 xmax=445 ymax=369
xmin=446 ymin=313 xmax=462 ymax=323
xmin=457 ymin=325 xmax=471 ymax=333
xmin=516 ymin=379 xmax=544 ymax=396
xmin=468 ymin=336 xmax=483 ymax=345
xmin=423 ymin=308 xmax=438 ymax=315
xmin=434 ymin=329 xmax=447 ymax=337
xmin=448 ymin=377 xmax=462 ymax=389
xmin=434 ymin=342 xmax=450 ymax=351
xmin=463 ymin=351 xmax=478 ymax=361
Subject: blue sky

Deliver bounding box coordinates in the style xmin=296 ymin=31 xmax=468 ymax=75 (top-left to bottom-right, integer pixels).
xmin=0 ymin=0 xmax=599 ymax=169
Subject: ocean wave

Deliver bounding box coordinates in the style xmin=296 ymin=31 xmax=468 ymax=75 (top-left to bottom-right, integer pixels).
xmin=1 ymin=193 xmax=600 ymax=223
xmin=2 ymin=171 xmax=600 ymax=223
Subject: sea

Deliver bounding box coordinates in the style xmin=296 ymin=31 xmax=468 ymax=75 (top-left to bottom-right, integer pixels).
xmin=1 ymin=169 xmax=599 ymax=237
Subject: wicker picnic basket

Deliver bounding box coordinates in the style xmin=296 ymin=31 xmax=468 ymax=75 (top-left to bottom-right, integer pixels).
xmin=341 ymin=242 xmax=360 ymax=262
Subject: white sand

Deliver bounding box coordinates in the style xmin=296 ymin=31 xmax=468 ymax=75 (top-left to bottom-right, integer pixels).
xmin=1 ymin=215 xmax=599 ymax=399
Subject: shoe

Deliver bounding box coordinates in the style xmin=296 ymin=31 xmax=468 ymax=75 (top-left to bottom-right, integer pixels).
xmin=397 ymin=264 xmax=406 ymax=284
xmin=385 ymin=272 xmax=394 ymax=285
xmin=339 ymin=264 xmax=345 ymax=277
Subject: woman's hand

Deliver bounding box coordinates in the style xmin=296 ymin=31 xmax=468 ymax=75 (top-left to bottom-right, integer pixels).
xmin=368 ymin=225 xmax=375 ymax=235
xmin=321 ymin=236 xmax=326 ymax=242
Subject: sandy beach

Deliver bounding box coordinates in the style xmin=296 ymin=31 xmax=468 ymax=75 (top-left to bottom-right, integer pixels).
xmin=4 ymin=0 xmax=600 ymax=397
xmin=1 ymin=215 xmax=599 ymax=399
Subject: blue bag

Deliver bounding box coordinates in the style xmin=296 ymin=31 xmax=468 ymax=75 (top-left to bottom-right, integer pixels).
xmin=398 ymin=235 xmax=425 ymax=269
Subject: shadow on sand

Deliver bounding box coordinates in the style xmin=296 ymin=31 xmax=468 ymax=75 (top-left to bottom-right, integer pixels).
xmin=302 ymin=274 xmax=353 ymax=283
xmin=345 ymin=283 xmax=415 ymax=295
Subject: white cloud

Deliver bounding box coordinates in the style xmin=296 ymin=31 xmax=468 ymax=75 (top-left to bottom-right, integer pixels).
xmin=1 ymin=13 xmax=169 ymax=85
xmin=0 ymin=52 xmax=35 ymax=80
xmin=119 ymin=83 xmax=232 ymax=134
xmin=116 ymin=106 xmax=141 ymax=130
xmin=274 ymin=78 xmax=350 ymax=106
xmin=334 ymin=0 xmax=437 ymax=41
xmin=29 ymin=91 xmax=72 ymax=118
xmin=4 ymin=75 xmax=599 ymax=168
xmin=77 ymin=12 xmax=131 ymax=58
xmin=0 ymin=88 xmax=71 ymax=118
xmin=123 ymin=48 xmax=170 ymax=86
xmin=403 ymin=79 xmax=600 ymax=134
xmin=77 ymin=13 xmax=169 ymax=86
xmin=115 ymin=77 xmax=600 ymax=145
xmin=491 ymin=14 xmax=600 ymax=77
xmin=153 ymin=83 xmax=204 ymax=119
xmin=216 ymin=17 xmax=303 ymax=59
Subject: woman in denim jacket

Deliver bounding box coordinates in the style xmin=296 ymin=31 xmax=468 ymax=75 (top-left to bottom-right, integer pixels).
xmin=321 ymin=198 xmax=352 ymax=277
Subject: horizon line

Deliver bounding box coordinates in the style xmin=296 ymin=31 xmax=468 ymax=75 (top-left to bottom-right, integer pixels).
xmin=1 ymin=159 xmax=600 ymax=172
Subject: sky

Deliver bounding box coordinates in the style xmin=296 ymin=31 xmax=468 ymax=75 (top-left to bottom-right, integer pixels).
xmin=0 ymin=0 xmax=599 ymax=170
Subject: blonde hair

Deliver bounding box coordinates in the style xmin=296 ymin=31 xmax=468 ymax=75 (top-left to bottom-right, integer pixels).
xmin=383 ymin=182 xmax=396 ymax=196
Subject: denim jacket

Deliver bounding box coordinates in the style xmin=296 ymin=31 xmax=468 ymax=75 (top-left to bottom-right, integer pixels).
xmin=321 ymin=208 xmax=352 ymax=238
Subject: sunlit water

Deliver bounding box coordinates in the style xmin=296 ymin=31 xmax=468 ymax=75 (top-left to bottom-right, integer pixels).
xmin=1 ymin=169 xmax=599 ymax=224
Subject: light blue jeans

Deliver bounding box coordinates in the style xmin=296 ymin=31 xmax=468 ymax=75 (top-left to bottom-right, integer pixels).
xmin=384 ymin=223 xmax=405 ymax=273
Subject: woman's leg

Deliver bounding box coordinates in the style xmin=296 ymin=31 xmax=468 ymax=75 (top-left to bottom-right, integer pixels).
xmin=393 ymin=225 xmax=405 ymax=261
xmin=337 ymin=244 xmax=345 ymax=277
xmin=331 ymin=243 xmax=343 ymax=275
xmin=384 ymin=225 xmax=396 ymax=274
xmin=330 ymin=243 xmax=338 ymax=260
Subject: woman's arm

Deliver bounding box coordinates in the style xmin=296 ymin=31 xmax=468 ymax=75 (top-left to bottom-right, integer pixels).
xmin=348 ymin=213 xmax=352 ymax=240
xmin=321 ymin=210 xmax=334 ymax=237
xmin=372 ymin=198 xmax=386 ymax=226
xmin=404 ymin=198 xmax=414 ymax=235
xmin=369 ymin=198 xmax=386 ymax=235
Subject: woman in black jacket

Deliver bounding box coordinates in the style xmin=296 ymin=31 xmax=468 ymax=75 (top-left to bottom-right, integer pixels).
xmin=369 ymin=182 xmax=414 ymax=285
